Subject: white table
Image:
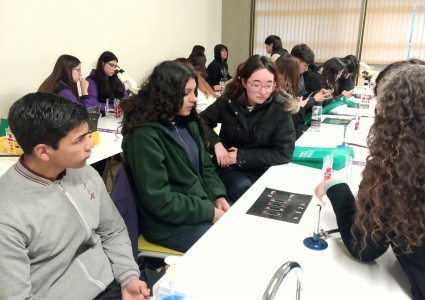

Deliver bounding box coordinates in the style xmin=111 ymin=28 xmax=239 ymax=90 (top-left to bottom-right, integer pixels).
xmin=90 ymin=116 xmax=123 ymax=164
xmin=154 ymin=113 xmax=411 ymax=300
xmin=0 ymin=116 xmax=123 ymax=177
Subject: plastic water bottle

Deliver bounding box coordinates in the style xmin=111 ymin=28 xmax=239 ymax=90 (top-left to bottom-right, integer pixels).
xmin=219 ymin=79 xmax=225 ymax=96
xmin=155 ymin=256 xmax=196 ymax=300
xmin=360 ymin=89 xmax=370 ymax=110
xmin=311 ymin=104 xmax=322 ymax=132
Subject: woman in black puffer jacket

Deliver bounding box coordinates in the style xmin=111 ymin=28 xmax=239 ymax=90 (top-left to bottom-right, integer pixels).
xmin=200 ymin=55 xmax=296 ymax=203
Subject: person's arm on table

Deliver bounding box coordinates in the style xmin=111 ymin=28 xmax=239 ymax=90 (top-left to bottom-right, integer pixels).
xmin=315 ymin=179 xmax=390 ymax=262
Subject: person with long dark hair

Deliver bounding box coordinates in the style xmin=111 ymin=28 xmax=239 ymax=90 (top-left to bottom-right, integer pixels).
xmin=119 ymin=61 xmax=229 ymax=253
xmin=188 ymin=53 xmax=217 ymax=112
xmin=190 ymin=45 xmax=205 ymax=56
xmin=201 ymin=55 xmax=296 ymax=203
xmin=305 ymin=57 xmax=347 ymax=106
xmin=315 ymin=65 xmax=425 ymax=300
xmin=338 ymin=54 xmax=358 ymax=96
xmin=189 ymin=52 xmax=208 ymax=79
xmin=38 ymin=55 xmax=90 ymax=106
xmin=264 ymin=35 xmax=288 ymax=62
xmin=275 ymin=54 xmax=309 ymax=139
xmin=87 ymin=51 xmax=127 ymax=114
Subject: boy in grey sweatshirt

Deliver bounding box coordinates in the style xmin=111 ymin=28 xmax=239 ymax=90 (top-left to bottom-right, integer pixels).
xmin=0 ymin=92 xmax=149 ymax=300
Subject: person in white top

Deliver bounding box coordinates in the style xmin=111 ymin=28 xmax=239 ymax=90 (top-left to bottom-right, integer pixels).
xmin=188 ymin=52 xmax=218 ymax=113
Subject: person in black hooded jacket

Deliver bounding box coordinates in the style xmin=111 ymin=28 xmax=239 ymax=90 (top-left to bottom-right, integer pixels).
xmin=207 ymin=44 xmax=232 ymax=91
xmin=201 ymin=55 xmax=296 ymax=203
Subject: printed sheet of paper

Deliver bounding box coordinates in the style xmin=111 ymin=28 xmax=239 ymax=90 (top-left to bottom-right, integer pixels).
xmin=246 ymin=188 xmax=312 ymax=224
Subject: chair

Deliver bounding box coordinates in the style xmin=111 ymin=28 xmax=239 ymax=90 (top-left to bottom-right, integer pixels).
xmin=110 ymin=163 xmax=183 ymax=263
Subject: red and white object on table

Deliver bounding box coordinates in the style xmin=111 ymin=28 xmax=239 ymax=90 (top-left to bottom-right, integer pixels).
xmin=323 ymin=154 xmax=333 ymax=180
xmin=354 ymin=103 xmax=361 ymax=130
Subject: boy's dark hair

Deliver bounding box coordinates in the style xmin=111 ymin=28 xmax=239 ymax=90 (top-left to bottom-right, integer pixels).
xmin=8 ymin=92 xmax=89 ymax=154
xmin=264 ymin=35 xmax=283 ymax=52
xmin=291 ymin=44 xmax=315 ymax=65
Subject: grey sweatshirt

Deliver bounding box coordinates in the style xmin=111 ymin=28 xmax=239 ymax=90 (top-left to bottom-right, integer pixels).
xmin=0 ymin=160 xmax=140 ymax=300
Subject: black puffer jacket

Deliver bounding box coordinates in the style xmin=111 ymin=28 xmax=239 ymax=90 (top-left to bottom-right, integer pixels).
xmin=200 ymin=83 xmax=296 ymax=179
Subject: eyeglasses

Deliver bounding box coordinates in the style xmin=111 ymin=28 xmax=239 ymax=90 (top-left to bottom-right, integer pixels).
xmin=106 ymin=62 xmax=120 ymax=70
xmin=71 ymin=68 xmax=82 ymax=74
xmin=246 ymin=81 xmax=276 ymax=92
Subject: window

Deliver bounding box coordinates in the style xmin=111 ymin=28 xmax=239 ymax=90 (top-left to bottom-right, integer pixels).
xmin=253 ymin=0 xmax=362 ymax=62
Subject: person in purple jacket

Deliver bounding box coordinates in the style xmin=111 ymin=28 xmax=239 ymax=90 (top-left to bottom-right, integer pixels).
xmin=38 ymin=55 xmax=91 ymax=106
xmin=86 ymin=51 xmax=127 ymax=114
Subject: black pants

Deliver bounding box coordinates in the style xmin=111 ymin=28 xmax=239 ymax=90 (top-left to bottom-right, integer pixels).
xmin=93 ymin=265 xmax=164 ymax=300
xmin=152 ymin=223 xmax=213 ymax=253
xmin=219 ymin=169 xmax=256 ymax=203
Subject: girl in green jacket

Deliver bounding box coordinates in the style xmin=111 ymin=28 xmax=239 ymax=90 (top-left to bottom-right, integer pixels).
xmin=119 ymin=61 xmax=229 ymax=253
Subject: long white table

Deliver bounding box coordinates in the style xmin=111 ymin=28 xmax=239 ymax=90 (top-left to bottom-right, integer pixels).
xmin=154 ymin=111 xmax=411 ymax=299
xmin=0 ymin=116 xmax=122 ymax=177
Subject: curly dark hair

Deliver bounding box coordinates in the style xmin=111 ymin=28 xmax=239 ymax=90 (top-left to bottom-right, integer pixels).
xmin=355 ymin=65 xmax=425 ymax=255
xmin=374 ymin=59 xmax=425 ymax=96
xmin=227 ymin=55 xmax=281 ymax=106
xmin=119 ymin=60 xmax=207 ymax=142
xmin=373 ymin=61 xmax=410 ymax=96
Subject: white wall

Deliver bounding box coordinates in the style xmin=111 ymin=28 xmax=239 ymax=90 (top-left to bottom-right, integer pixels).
xmin=0 ymin=0 xmax=222 ymax=118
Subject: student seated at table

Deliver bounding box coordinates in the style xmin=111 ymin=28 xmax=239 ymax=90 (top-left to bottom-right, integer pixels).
xmin=289 ymin=44 xmax=332 ymax=132
xmin=276 ymin=54 xmax=311 ymax=139
xmin=0 ymin=92 xmax=148 ymax=300
xmin=305 ymin=57 xmax=347 ymax=105
xmin=119 ymin=61 xmax=229 ymax=253
xmin=188 ymin=53 xmax=218 ymax=113
xmin=87 ymin=51 xmax=127 ymax=114
xmin=189 ymin=52 xmax=209 ymax=80
xmin=200 ymin=55 xmax=296 ymax=203
xmin=38 ymin=54 xmax=90 ymax=106
xmin=338 ymin=54 xmax=358 ymax=97
xmin=315 ymin=65 xmax=425 ymax=300
xmin=207 ymin=44 xmax=232 ymax=91
xmin=264 ymin=35 xmax=288 ymax=63
xmin=175 ymin=57 xmax=216 ymax=114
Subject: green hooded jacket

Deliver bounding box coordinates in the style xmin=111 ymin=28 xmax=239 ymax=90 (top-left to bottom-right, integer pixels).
xmin=122 ymin=117 xmax=227 ymax=241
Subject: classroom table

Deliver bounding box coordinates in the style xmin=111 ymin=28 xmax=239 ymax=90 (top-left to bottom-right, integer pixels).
xmin=153 ymin=110 xmax=411 ymax=300
xmin=0 ymin=116 xmax=123 ymax=177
